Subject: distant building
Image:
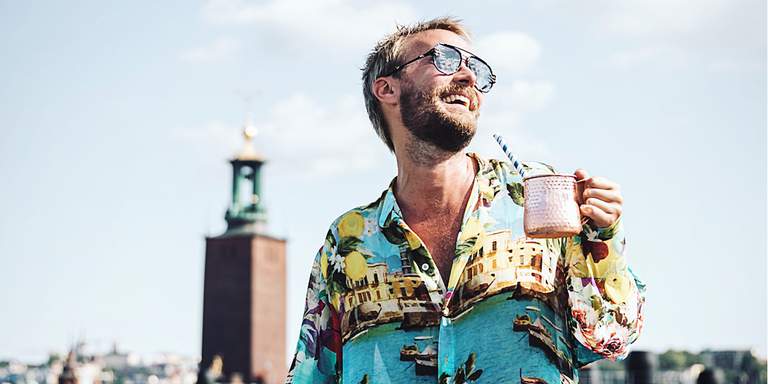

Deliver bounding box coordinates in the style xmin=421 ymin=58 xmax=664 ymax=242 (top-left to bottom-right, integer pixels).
xmin=102 ymin=343 xmax=139 ymax=371
xmin=581 ymin=350 xmax=766 ymax=384
xmin=700 ymin=350 xmax=754 ymax=372
xmin=55 ymin=347 xmax=103 ymax=384
xmin=198 ymin=120 xmax=287 ymax=384
xmin=58 ymin=352 xmax=78 ymax=384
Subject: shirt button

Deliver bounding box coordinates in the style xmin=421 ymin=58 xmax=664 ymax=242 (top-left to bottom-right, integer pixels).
xmin=421 ymin=263 xmax=430 ymax=271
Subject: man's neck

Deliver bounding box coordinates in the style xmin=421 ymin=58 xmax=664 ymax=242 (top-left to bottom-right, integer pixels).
xmin=393 ymin=149 xmax=477 ymax=220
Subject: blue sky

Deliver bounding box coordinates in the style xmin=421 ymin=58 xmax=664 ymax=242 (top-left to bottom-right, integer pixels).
xmin=1 ymin=0 xmax=765 ymax=364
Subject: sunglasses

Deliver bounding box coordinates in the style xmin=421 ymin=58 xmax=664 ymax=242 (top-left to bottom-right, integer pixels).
xmin=382 ymin=43 xmax=497 ymax=93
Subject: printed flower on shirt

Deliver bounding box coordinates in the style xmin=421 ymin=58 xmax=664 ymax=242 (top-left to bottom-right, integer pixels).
xmin=590 ymin=323 xmax=631 ymax=358
xmin=570 ymin=294 xmax=599 ymax=330
xmin=328 ymin=254 xmax=345 ymax=274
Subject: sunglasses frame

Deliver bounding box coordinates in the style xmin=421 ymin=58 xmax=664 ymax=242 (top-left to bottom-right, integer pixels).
xmin=381 ymin=42 xmax=497 ymax=93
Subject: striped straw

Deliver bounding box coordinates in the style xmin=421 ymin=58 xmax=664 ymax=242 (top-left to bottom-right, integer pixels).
xmin=492 ymin=133 xmax=526 ymax=179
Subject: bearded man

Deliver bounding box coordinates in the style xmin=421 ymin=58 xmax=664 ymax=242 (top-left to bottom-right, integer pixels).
xmin=286 ymin=17 xmax=645 ymax=384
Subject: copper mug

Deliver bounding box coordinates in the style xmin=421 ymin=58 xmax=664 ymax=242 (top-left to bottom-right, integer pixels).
xmin=523 ymin=174 xmax=586 ymax=238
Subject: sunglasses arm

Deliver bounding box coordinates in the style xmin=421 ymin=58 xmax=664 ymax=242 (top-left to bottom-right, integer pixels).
xmin=384 ymin=49 xmax=435 ymax=77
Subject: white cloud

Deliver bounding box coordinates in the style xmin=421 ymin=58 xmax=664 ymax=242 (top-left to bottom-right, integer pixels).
xmin=180 ymin=37 xmax=241 ymax=62
xmin=174 ymin=93 xmax=390 ymax=178
xmin=593 ymin=0 xmax=763 ymax=71
xmin=493 ymin=80 xmax=555 ymax=113
xmin=600 ymin=0 xmax=729 ymax=37
xmin=257 ymin=93 xmax=391 ymax=177
xmin=470 ymin=80 xmax=556 ymax=161
xmin=606 ymin=45 xmax=688 ymax=69
xmin=201 ymin=0 xmax=417 ymax=49
xmin=171 ymin=120 xmax=240 ymax=149
xmin=475 ymin=32 xmax=542 ymax=74
xmin=706 ymin=59 xmax=765 ymax=73
xmin=174 ymin=77 xmax=556 ymax=178
xmin=468 ymin=127 xmax=552 ymax=165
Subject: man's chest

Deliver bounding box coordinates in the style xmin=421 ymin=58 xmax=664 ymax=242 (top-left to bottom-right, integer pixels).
xmin=408 ymin=217 xmax=462 ymax=285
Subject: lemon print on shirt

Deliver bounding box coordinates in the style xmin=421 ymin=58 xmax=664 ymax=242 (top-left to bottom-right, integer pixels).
xmin=345 ymin=251 xmax=368 ymax=281
xmin=339 ymin=211 xmax=364 ymax=238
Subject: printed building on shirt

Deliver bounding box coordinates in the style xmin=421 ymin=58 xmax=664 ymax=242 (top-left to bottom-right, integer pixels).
xmin=338 ymin=228 xmax=565 ymax=343
xmin=453 ymin=230 xmax=561 ymax=312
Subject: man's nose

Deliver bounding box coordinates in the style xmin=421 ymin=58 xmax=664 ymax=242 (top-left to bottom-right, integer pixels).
xmin=452 ymin=60 xmax=477 ymax=88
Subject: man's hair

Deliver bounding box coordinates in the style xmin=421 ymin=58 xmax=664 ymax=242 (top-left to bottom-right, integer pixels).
xmin=361 ymin=17 xmax=471 ymax=152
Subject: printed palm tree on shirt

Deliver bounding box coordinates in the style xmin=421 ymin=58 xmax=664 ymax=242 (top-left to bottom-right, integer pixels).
xmin=439 ymin=352 xmax=483 ymax=384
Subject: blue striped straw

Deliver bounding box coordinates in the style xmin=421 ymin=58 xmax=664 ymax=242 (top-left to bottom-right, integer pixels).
xmin=492 ymin=133 xmax=526 ymax=179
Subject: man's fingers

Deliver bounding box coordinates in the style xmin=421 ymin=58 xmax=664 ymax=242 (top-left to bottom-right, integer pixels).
xmin=573 ymin=171 xmax=622 ymax=228
xmin=583 ymin=188 xmax=624 ymax=204
xmin=586 ymin=198 xmax=623 ymax=217
xmin=574 ymin=169 xmax=590 ymax=181
xmin=580 ymin=204 xmax=616 ymax=228
xmin=586 ymin=176 xmax=620 ymax=191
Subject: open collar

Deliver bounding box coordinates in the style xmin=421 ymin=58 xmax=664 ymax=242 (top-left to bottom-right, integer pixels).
xmin=376 ymin=152 xmax=498 ymax=229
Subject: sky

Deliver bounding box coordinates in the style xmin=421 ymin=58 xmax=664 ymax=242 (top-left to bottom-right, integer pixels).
xmin=0 ymin=0 xmax=765 ymax=365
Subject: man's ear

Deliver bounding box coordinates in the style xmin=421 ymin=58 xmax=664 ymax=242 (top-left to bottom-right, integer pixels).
xmin=373 ymin=77 xmax=399 ymax=106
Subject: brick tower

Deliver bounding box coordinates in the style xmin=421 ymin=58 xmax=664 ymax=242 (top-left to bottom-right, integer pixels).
xmin=198 ymin=120 xmax=286 ymax=384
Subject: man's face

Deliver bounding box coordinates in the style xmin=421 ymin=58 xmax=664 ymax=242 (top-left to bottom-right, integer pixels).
xmin=397 ymin=30 xmax=483 ymax=153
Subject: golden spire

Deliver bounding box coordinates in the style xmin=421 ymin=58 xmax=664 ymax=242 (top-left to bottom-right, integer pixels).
xmin=236 ymin=114 xmax=264 ymax=161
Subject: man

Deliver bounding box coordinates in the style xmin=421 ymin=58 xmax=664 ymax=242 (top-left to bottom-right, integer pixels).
xmin=286 ymin=17 xmax=644 ymax=384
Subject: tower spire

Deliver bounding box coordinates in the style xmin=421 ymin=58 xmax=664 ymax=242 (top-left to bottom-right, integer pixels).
xmin=235 ymin=113 xmax=263 ymax=161
xmin=224 ymin=115 xmax=267 ymax=235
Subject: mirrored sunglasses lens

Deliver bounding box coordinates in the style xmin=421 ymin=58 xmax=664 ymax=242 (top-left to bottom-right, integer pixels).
xmin=468 ymin=58 xmax=493 ymax=92
xmin=434 ymin=45 xmax=462 ymax=73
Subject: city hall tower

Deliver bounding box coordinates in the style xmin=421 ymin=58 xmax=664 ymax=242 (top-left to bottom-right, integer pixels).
xmin=198 ymin=120 xmax=286 ymax=384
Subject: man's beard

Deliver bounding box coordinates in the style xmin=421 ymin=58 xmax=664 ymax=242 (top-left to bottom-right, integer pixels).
xmin=399 ymin=81 xmax=479 ymax=153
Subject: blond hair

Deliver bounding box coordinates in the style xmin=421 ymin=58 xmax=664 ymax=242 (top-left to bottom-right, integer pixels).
xmin=361 ymin=17 xmax=471 ymax=152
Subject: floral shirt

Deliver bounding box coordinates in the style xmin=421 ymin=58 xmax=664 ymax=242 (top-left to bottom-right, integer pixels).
xmin=286 ymin=153 xmax=645 ymax=384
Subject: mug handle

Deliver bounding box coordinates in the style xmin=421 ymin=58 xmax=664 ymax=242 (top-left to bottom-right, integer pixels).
xmin=575 ymin=177 xmax=592 ymax=225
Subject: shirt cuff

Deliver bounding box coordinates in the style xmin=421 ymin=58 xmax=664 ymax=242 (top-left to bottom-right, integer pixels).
xmin=583 ymin=216 xmax=622 ymax=242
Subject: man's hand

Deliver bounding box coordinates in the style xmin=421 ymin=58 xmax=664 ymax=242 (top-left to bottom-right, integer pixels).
xmin=574 ymin=169 xmax=623 ymax=228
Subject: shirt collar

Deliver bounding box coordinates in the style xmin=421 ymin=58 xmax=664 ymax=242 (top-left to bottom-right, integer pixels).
xmin=377 ymin=178 xmax=401 ymax=228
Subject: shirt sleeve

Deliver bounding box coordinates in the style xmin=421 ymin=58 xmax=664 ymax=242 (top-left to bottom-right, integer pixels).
xmin=285 ymin=232 xmax=342 ymax=384
xmin=564 ymin=218 xmax=646 ymax=366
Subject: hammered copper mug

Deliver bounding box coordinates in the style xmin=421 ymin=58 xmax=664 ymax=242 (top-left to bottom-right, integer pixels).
xmin=523 ymin=174 xmax=587 ymax=238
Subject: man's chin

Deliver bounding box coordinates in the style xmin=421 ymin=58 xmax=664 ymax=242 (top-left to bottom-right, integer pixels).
xmin=426 ymin=123 xmax=476 ymax=152
xmin=437 ymin=104 xmax=478 ymax=127
xmin=437 ymin=114 xmax=477 ymax=139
